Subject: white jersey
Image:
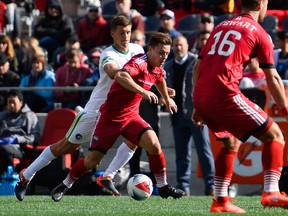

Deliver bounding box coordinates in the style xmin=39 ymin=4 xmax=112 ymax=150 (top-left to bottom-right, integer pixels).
xmin=84 ymin=43 xmax=144 ymax=113
xmin=66 ymin=43 xmax=144 ymax=144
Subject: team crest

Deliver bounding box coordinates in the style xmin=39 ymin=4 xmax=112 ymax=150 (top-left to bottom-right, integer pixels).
xmin=75 ymin=134 xmax=82 ymax=140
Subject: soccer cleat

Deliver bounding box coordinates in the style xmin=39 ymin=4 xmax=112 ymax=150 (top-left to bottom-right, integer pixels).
xmin=96 ymin=175 xmax=120 ymax=196
xmin=158 ymin=185 xmax=185 ymax=199
xmin=261 ymin=191 xmax=288 ymax=209
xmin=15 ymin=169 xmax=30 ymax=201
xmin=210 ymin=198 xmax=246 ymax=213
xmin=51 ymin=183 xmax=69 ymax=202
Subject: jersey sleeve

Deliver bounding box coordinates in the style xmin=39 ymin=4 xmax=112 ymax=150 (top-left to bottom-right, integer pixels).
xmin=256 ymin=31 xmax=275 ymax=69
xmin=123 ymin=57 xmax=141 ymax=76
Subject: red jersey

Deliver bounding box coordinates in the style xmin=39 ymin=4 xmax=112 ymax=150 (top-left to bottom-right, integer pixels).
xmin=99 ymin=53 xmax=164 ymax=122
xmin=194 ymin=14 xmax=274 ymax=98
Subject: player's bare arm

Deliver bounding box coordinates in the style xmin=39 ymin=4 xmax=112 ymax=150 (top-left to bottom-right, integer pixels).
xmin=155 ymin=80 xmax=177 ymax=114
xmin=263 ymin=68 xmax=288 ymax=117
xmin=104 ymin=63 xmax=122 ymax=79
xmin=192 ymin=59 xmax=201 ymax=86
xmin=114 ymin=69 xmax=158 ymax=104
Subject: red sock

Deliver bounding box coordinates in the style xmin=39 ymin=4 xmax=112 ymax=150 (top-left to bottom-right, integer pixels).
xmin=148 ymin=152 xmax=167 ymax=187
xmin=215 ymin=148 xmax=237 ymax=199
xmin=262 ymin=140 xmax=283 ymax=173
xmin=70 ymin=158 xmax=88 ymax=180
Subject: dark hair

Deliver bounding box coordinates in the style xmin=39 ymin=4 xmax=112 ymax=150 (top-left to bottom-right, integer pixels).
xmin=7 ymin=89 xmax=24 ymax=102
xmin=65 ymin=48 xmax=80 ymax=60
xmin=147 ymin=32 xmax=172 ymax=48
xmin=241 ymin=0 xmax=261 ymax=10
xmin=111 ymin=15 xmax=132 ymax=31
xmin=277 ymin=30 xmax=288 ymax=41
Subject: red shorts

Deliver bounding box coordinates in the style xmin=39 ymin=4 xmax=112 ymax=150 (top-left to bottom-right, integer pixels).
xmin=193 ymin=93 xmax=273 ymax=142
xmin=89 ymin=113 xmax=152 ymax=153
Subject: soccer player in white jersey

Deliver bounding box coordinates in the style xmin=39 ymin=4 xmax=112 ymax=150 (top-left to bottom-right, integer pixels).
xmin=15 ymin=15 xmax=144 ymax=201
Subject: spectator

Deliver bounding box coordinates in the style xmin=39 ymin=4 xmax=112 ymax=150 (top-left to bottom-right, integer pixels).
xmin=190 ymin=29 xmax=211 ymax=56
xmin=54 ymin=48 xmax=93 ymax=110
xmin=52 ymin=34 xmax=88 ymax=71
xmin=116 ymin=0 xmax=145 ymax=33
xmin=159 ymin=9 xmax=182 ymax=41
xmin=274 ymin=30 xmax=288 ymax=79
xmin=189 ymin=13 xmax=214 ymax=53
xmin=16 ymin=37 xmax=46 ymax=77
xmin=77 ymin=3 xmax=110 ymax=53
xmin=0 ymin=34 xmax=18 ymax=72
xmin=0 ymin=89 xmax=40 ymax=175
xmin=164 ymin=35 xmax=215 ymax=195
xmin=19 ymin=54 xmax=56 ymax=112
xmin=0 ymin=52 xmax=20 ymax=111
xmin=33 ymin=0 xmax=74 ymax=63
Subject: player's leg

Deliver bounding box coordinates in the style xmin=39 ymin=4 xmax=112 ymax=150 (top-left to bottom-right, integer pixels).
xmin=139 ymin=129 xmax=185 ymax=199
xmin=51 ymin=150 xmax=105 ymax=202
xmin=15 ymin=111 xmax=95 ymax=201
xmin=258 ymin=121 xmax=288 ymax=209
xmin=210 ymin=136 xmax=246 ymax=213
xmin=97 ymin=140 xmax=137 ymax=195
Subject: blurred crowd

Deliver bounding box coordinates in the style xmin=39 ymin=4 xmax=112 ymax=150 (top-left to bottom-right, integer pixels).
xmin=0 ymin=0 xmax=287 ymax=113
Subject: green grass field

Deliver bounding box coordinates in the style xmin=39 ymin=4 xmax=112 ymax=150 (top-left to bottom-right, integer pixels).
xmin=1 ymin=195 xmax=288 ymax=216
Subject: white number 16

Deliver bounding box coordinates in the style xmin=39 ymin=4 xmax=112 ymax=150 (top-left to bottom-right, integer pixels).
xmin=208 ymin=30 xmax=241 ymax=56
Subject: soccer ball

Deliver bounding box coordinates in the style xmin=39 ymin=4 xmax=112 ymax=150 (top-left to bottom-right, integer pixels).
xmin=127 ymin=174 xmax=153 ymax=201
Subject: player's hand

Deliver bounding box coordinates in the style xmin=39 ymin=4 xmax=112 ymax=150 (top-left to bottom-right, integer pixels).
xmin=142 ymin=90 xmax=158 ymax=104
xmin=192 ymin=109 xmax=205 ymax=128
xmin=164 ymin=98 xmax=177 ymax=114
xmin=167 ymin=87 xmax=175 ymax=98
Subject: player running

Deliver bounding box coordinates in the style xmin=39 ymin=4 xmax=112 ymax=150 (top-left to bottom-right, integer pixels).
xmin=192 ymin=0 xmax=288 ymax=213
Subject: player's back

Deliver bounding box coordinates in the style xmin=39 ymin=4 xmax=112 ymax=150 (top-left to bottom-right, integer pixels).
xmin=83 ymin=43 xmax=144 ymax=112
xmin=195 ymin=14 xmax=274 ymax=98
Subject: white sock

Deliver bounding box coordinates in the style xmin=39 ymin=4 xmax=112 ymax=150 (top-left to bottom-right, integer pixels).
xmin=103 ymin=142 xmax=135 ymax=178
xmin=23 ymin=146 xmax=56 ymax=180
xmin=63 ymin=173 xmax=76 ymax=188
xmin=263 ymin=170 xmax=281 ymax=192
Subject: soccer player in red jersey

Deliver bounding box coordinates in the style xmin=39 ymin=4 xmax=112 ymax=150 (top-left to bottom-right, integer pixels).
xmin=192 ymin=0 xmax=288 ymax=213
xmin=51 ymin=32 xmax=185 ymax=201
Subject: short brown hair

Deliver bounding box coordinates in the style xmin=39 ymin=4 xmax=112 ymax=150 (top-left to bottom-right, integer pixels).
xmin=241 ymin=0 xmax=261 ymax=10
xmin=147 ymin=32 xmax=172 ymax=48
xmin=65 ymin=48 xmax=80 ymax=60
xmin=111 ymin=15 xmax=132 ymax=31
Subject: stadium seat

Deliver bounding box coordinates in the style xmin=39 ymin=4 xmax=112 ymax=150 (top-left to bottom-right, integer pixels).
xmin=102 ymin=1 xmax=117 ymax=16
xmin=260 ymin=15 xmax=278 ymax=31
xmin=145 ymin=15 xmax=160 ymax=33
xmin=29 ymin=108 xmax=81 ymax=193
xmin=214 ymin=14 xmax=235 ymax=26
xmin=284 ymin=17 xmax=288 ymax=31
xmin=177 ymin=14 xmax=200 ymax=35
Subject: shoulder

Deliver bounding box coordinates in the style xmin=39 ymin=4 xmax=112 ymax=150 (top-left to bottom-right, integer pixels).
xmin=128 ymin=43 xmax=145 ymax=54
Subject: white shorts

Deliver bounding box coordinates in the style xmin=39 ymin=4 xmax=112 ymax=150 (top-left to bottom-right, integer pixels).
xmin=65 ymin=111 xmax=98 ymax=144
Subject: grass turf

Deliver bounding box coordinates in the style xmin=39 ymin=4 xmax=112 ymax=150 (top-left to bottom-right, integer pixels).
xmin=1 ymin=195 xmax=288 ymax=216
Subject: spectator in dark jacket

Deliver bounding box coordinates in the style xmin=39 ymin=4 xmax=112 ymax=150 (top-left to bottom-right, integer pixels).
xmin=0 ymin=52 xmax=21 ymax=111
xmin=0 ymin=89 xmax=40 ymax=174
xmin=33 ymin=0 xmax=74 ymax=63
